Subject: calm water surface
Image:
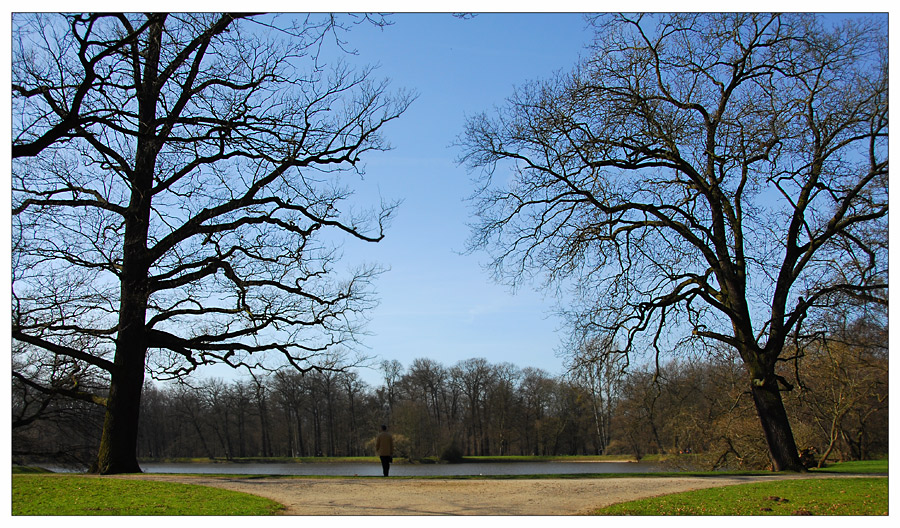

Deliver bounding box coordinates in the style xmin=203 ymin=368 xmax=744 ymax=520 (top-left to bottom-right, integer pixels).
xmin=139 ymin=460 xmax=661 ymax=476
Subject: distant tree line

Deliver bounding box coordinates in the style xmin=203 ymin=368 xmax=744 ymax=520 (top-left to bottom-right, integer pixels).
xmin=14 ymin=313 xmax=886 ymax=470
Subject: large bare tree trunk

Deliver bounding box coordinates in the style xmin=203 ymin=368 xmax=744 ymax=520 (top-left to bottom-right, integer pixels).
xmin=750 ymin=381 xmax=804 ymax=472
xmin=92 ymin=111 xmax=156 ymax=473
xmin=92 ymin=359 xmax=146 ymax=473
xmin=91 ymin=290 xmax=149 ymax=474
xmin=91 ymin=241 xmax=151 ymax=473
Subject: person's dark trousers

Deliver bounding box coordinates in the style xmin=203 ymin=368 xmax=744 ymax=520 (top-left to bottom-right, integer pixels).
xmin=380 ymin=456 xmax=392 ymax=476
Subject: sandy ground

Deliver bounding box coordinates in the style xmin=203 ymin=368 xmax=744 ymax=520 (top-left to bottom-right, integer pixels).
xmin=113 ymin=473 xmax=824 ymax=515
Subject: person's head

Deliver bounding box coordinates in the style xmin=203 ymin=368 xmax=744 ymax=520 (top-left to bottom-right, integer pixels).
xmin=381 ymin=424 xmax=387 ymax=431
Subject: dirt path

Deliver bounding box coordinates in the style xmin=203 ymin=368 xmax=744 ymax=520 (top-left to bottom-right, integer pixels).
xmin=114 ymin=474 xmax=828 ymax=515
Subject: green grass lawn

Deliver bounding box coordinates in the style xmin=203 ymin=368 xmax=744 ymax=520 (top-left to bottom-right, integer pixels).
xmin=12 ymin=474 xmax=283 ymax=516
xmin=816 ymin=459 xmax=888 ymax=473
xmin=593 ymin=477 xmax=888 ymax=515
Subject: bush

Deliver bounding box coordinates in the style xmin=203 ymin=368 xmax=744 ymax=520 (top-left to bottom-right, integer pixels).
xmin=440 ymin=443 xmax=464 ymax=464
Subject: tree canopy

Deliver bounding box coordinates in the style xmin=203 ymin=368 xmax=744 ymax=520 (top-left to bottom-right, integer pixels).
xmin=460 ymin=13 xmax=887 ymax=471
xmin=12 ymin=12 xmax=412 ymax=473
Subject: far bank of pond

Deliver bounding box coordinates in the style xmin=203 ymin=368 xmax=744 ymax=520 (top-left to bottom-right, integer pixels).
xmin=138 ymin=459 xmax=663 ymax=476
xmin=24 ymin=457 xmax=886 ymax=478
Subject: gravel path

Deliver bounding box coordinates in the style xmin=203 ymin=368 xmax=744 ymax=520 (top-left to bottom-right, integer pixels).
xmin=114 ymin=473 xmax=830 ymax=515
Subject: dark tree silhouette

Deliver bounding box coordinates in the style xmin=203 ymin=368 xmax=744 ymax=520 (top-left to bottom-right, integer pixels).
xmin=460 ymin=13 xmax=887 ymax=471
xmin=12 ymin=13 xmax=411 ymax=474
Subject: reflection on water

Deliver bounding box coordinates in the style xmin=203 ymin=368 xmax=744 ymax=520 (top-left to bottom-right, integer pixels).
xmin=138 ymin=461 xmax=661 ymax=477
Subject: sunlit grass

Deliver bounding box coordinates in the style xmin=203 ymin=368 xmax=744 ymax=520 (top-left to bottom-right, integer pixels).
xmin=594 ymin=477 xmax=888 ymax=515
xmin=816 ymin=458 xmax=887 ymax=473
xmin=12 ymin=474 xmax=283 ymax=515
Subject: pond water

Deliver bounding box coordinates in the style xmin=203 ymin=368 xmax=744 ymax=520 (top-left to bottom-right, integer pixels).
xmin=138 ymin=460 xmax=662 ymax=477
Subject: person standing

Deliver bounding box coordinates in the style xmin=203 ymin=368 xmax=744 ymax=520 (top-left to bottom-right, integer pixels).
xmin=375 ymin=424 xmax=394 ymax=477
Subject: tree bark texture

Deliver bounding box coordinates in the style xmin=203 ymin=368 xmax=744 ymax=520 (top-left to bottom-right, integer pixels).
xmin=750 ymin=382 xmax=804 ymax=472
xmin=92 ymin=235 xmax=152 ymax=473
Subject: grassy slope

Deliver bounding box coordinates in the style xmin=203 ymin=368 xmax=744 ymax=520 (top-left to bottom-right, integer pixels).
xmin=588 ymin=458 xmax=888 ymax=515
xmin=593 ymin=477 xmax=888 ymax=515
xmin=12 ymin=474 xmax=283 ymax=516
xmin=814 ymin=459 xmax=887 ymax=473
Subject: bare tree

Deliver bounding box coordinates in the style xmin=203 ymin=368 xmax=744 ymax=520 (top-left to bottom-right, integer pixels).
xmin=339 ymin=370 xmax=366 ymax=456
xmin=12 ymin=13 xmax=412 ymax=474
xmin=378 ymin=358 xmax=404 ymax=418
xmin=518 ymin=367 xmax=554 ymax=455
xmin=566 ymin=337 xmax=625 ymax=454
xmin=396 ymin=358 xmax=448 ymax=455
xmin=270 ymin=369 xmax=310 ymax=456
xmin=451 ymin=358 xmax=496 ymax=455
xmin=790 ymin=305 xmax=888 ymax=466
xmin=460 ymin=13 xmax=887 ymax=471
xmin=485 ymin=362 xmax=520 ymax=456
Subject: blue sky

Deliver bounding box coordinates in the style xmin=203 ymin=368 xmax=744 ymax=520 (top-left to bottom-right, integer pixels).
xmin=318 ymin=13 xmax=594 ymax=385
xmin=10 ymin=8 xmax=881 ymax=388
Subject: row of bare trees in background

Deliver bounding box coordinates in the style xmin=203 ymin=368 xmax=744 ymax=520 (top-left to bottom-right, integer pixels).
xmin=14 ymin=313 xmax=886 ymax=470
